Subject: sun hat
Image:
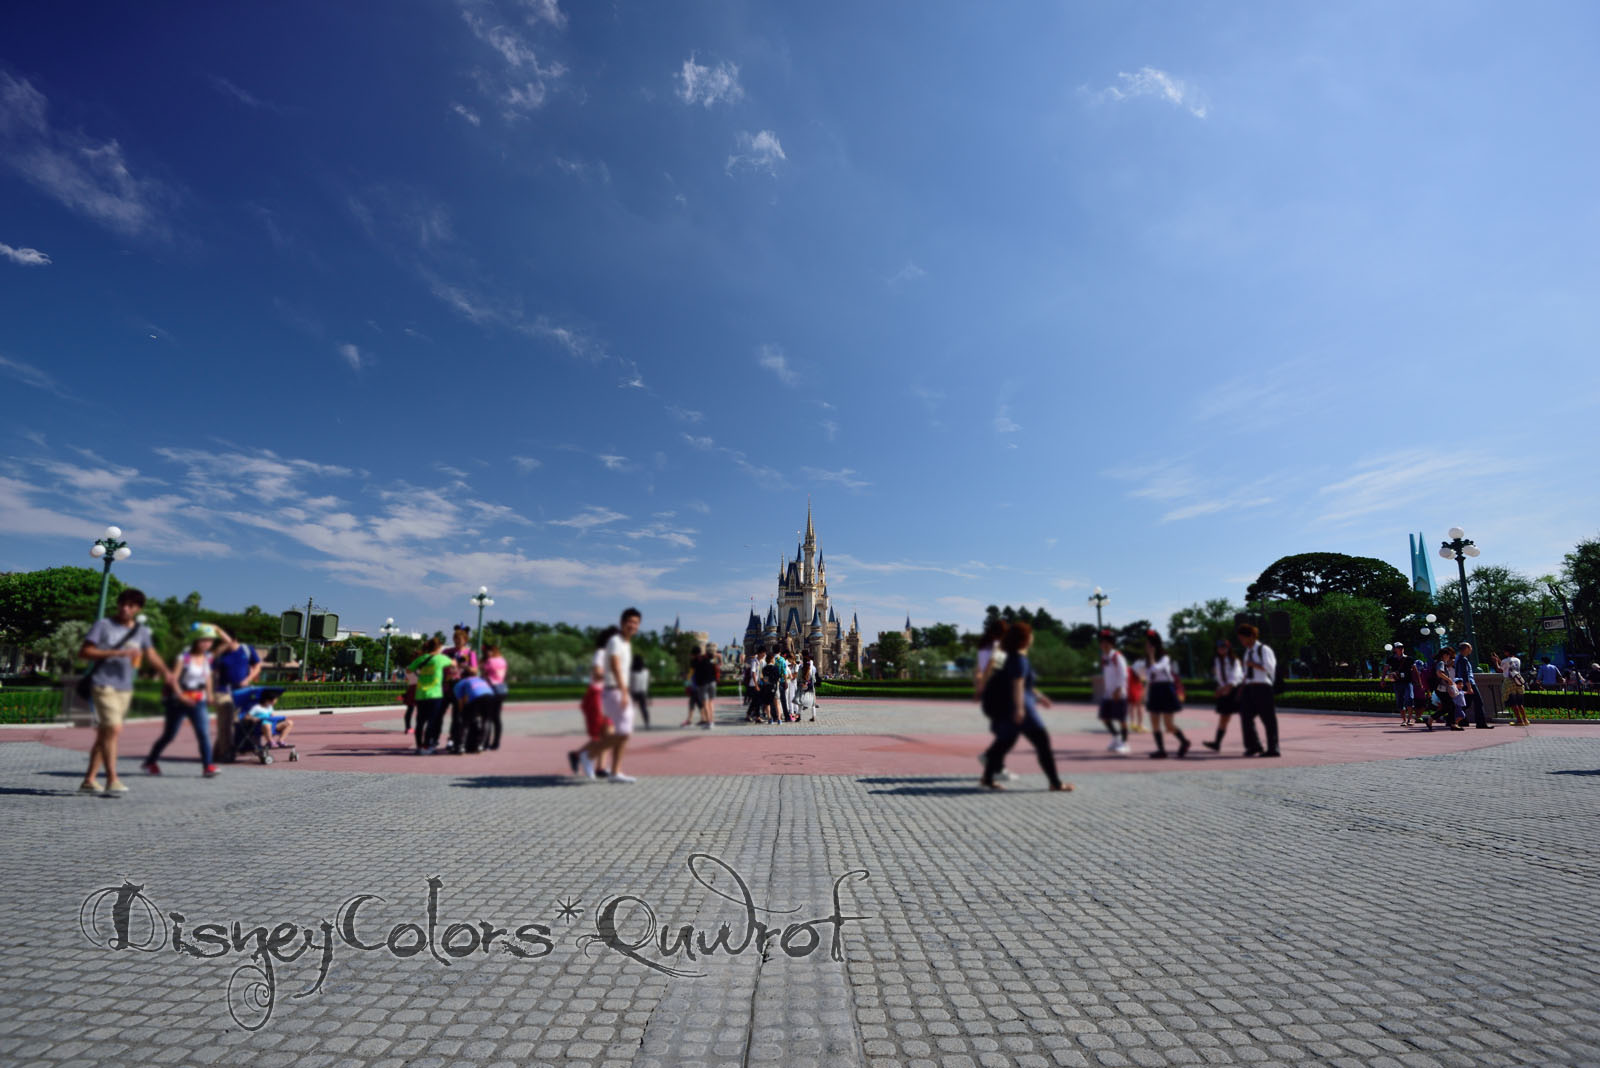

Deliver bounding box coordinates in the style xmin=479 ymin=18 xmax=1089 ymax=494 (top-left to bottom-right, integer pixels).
xmin=190 ymin=622 xmax=219 ymax=640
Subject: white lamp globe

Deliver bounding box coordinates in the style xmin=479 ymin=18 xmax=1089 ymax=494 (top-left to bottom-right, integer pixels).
xmin=105 ymin=525 xmax=122 ymax=540
xmin=1426 ymin=614 xmax=1437 ymax=623
xmin=89 ymin=544 xmax=106 ymax=559
xmin=1447 ymin=526 xmax=1465 ymax=540
xmin=478 ymin=586 xmax=489 ymax=595
xmin=114 ymin=546 xmax=132 ymax=561
xmin=1464 ymin=545 xmax=1481 ymax=557
xmin=1439 ymin=546 xmax=1454 ymax=559
xmin=385 ymin=617 xmax=395 ymax=626
xmin=1384 ymin=643 xmax=1394 ymax=651
xmin=1420 ymin=627 xmax=1431 ymax=636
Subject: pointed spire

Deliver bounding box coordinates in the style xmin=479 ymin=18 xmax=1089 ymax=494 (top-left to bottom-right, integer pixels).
xmin=805 ymin=497 xmax=815 ymax=544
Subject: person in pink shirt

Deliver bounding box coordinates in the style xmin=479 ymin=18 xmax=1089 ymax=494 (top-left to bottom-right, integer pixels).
xmin=481 ymin=643 xmax=508 ymax=749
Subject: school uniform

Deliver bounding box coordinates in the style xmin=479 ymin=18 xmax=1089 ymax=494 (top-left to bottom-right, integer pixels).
xmin=1239 ymin=642 xmax=1280 ymax=756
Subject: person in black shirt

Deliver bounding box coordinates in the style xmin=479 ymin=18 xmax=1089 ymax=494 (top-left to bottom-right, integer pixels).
xmin=980 ymin=622 xmax=1072 ymax=792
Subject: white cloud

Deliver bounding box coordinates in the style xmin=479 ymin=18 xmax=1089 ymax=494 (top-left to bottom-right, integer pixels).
xmin=625 ymin=519 xmax=698 ymax=550
xmin=452 ymin=102 xmax=483 ymax=126
xmin=994 ymin=405 xmax=1022 ymax=434
xmin=1314 ymin=450 xmax=1509 ymax=526
xmin=0 ymin=242 xmax=50 ymax=266
xmin=758 ymin=343 xmax=798 ymax=386
xmin=520 ymin=0 xmax=566 ymax=28
xmin=726 ymin=129 xmax=786 ymax=175
xmin=210 ymin=76 xmax=285 ymax=114
xmin=887 ymin=261 xmax=926 ymax=286
xmin=0 ymin=73 xmax=172 ymax=238
xmin=831 ymin=554 xmax=976 ymax=579
xmin=1109 ymin=458 xmax=1274 ymax=523
xmin=676 ymin=55 xmax=743 ymax=107
xmin=821 ymin=419 xmax=839 ymax=441
xmin=511 ymin=455 xmax=542 ymax=472
xmin=0 ymin=353 xmax=72 ymax=397
xmin=460 ymin=4 xmax=566 ymax=118
xmin=597 ymin=454 xmax=628 ymax=471
xmin=337 ymin=342 xmax=364 ymax=371
xmin=803 ymin=466 xmax=871 ymax=491
xmin=153 ymin=446 xmax=353 ymax=503
xmin=548 ymin=505 xmax=627 ymax=530
xmin=667 ymin=405 xmax=704 ymax=423
xmin=1095 ymin=66 xmax=1208 ymax=119
xmin=682 ymin=434 xmax=715 ymax=450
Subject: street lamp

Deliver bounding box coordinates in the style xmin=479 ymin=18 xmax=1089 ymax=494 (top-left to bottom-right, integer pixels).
xmin=1088 ymin=587 xmax=1109 ymax=632
xmin=88 ymin=526 xmax=132 ymax=621
xmin=470 ymin=586 xmax=494 ymax=659
xmin=1439 ymin=528 xmax=1481 ymax=650
xmin=380 ymin=618 xmax=400 ymax=680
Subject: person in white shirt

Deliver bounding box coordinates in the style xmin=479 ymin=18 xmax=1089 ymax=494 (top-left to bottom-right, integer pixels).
xmin=1131 ymin=631 xmax=1190 ymax=758
xmin=1097 ymin=631 xmax=1131 ymax=755
xmin=1203 ymin=637 xmax=1245 ymax=752
xmin=1236 ymin=623 xmax=1280 ymax=757
xmin=598 ymin=608 xmax=641 ymax=782
xmin=1495 ymin=648 xmax=1529 ymax=727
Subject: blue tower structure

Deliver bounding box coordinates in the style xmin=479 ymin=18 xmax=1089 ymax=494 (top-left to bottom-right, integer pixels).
xmin=1408 ymin=533 xmax=1436 ymax=596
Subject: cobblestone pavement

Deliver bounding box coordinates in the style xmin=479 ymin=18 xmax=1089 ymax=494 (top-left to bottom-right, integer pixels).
xmin=3 ymin=733 xmax=1599 ymax=1067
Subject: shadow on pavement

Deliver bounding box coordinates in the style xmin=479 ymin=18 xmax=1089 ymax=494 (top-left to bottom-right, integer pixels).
xmin=450 ymin=774 xmax=581 ymax=789
xmin=856 ymin=776 xmax=972 ymax=785
xmin=1550 ymin=769 xmax=1600 ymax=776
xmin=1 ymin=786 xmax=78 ymax=796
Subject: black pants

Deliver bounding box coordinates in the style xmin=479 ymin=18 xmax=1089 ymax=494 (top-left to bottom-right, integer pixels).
xmin=416 ymin=698 xmax=446 ymax=749
xmin=450 ymin=696 xmax=493 ymax=752
xmin=632 ymin=691 xmax=650 ymax=728
xmin=1238 ymin=685 xmax=1278 ymax=754
xmin=481 ymin=695 xmax=504 ymax=749
xmin=983 ymin=713 xmax=1061 ymax=787
xmin=1467 ymin=691 xmax=1488 ymax=727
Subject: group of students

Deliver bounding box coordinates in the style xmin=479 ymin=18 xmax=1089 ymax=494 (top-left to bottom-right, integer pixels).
xmin=971 ymin=619 xmax=1285 ymax=790
xmin=403 ymin=626 xmax=509 ymax=754
xmin=743 ymin=645 xmax=819 ymax=724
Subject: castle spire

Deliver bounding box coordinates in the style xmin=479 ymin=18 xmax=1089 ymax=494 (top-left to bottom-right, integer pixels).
xmin=804 ymin=497 xmax=815 ymax=545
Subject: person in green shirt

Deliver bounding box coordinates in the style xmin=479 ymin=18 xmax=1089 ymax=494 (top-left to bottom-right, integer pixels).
xmin=408 ymin=638 xmax=454 ymax=753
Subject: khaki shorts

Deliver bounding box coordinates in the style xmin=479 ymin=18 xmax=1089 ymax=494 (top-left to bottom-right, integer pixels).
xmin=91 ymin=686 xmax=134 ymax=729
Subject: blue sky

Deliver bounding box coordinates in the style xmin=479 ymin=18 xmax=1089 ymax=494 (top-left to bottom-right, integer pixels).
xmin=3 ymin=1 xmax=1598 ymax=646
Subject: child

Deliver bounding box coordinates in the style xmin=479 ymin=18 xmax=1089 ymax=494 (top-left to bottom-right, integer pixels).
xmin=249 ymin=693 xmax=295 ymax=748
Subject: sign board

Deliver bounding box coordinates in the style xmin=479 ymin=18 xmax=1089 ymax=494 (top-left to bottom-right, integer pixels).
xmin=1540 ymin=616 xmax=1568 ymax=631
xmin=310 ymin=613 xmax=340 ymax=641
xmin=280 ymin=610 xmax=305 ymax=638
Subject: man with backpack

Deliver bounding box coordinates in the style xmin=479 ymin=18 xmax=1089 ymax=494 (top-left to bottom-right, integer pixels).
xmin=760 ymin=646 xmax=784 ymax=723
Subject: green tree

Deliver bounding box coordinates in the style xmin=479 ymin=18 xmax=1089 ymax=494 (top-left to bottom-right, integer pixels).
xmin=1432 ymin=566 xmax=1540 ymax=659
xmin=1167 ymin=599 xmax=1241 ymax=660
xmin=874 ymin=631 xmax=909 ymax=676
xmin=1028 ymin=629 xmax=1089 ymax=678
xmin=0 ymin=566 xmax=125 ymax=646
xmin=1248 ymin=552 xmax=1425 ymax=626
xmin=915 ymin=622 xmax=961 ymax=652
xmin=1308 ymin=593 xmax=1390 ymax=673
xmin=27 ymin=619 xmax=91 ymax=673
xmin=1563 ymin=536 xmax=1600 ymax=653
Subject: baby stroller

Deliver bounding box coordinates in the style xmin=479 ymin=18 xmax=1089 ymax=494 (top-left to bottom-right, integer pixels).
xmin=231 ymin=686 xmax=298 ymax=764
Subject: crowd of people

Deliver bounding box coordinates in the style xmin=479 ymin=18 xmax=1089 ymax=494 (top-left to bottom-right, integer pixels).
xmin=402 ymin=626 xmax=508 ymax=755
xmin=742 ymin=645 xmax=819 ymax=723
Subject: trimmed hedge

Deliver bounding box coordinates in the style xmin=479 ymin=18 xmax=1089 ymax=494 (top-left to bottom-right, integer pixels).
xmin=0 ymin=688 xmax=62 ymax=724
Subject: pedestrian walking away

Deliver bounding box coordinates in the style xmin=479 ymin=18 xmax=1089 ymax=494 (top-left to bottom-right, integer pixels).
xmin=1236 ymin=623 xmax=1281 ymax=757
xmin=1498 ymin=649 xmax=1530 ymax=728
xmin=629 ymin=657 xmax=653 ymax=730
xmin=144 ymin=623 xmax=220 ymax=778
xmin=1203 ymin=637 xmax=1243 ymax=752
xmin=1096 ymin=630 xmax=1130 ymax=756
xmin=691 ymin=647 xmax=718 ymax=727
xmin=78 ymin=588 xmax=171 ymax=795
xmin=1134 ymin=630 xmax=1190 ymax=758
xmin=481 ymin=643 xmax=508 ymax=749
xmin=979 ymin=622 xmax=1072 ymax=791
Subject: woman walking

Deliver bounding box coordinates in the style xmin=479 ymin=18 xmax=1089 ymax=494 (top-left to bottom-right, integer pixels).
xmin=1202 ymin=637 xmax=1243 ymax=752
xmin=979 ymin=622 xmax=1073 ymax=792
xmin=630 ymin=656 xmax=653 ymax=729
xmin=143 ymin=623 xmax=220 ymax=777
xmin=1432 ymin=647 xmax=1467 ymax=731
xmin=799 ymin=650 xmax=817 ymax=722
xmin=1136 ymin=631 xmax=1190 ymax=758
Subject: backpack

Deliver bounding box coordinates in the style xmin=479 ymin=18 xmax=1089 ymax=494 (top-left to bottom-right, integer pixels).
xmin=762 ymin=662 xmax=782 ymax=685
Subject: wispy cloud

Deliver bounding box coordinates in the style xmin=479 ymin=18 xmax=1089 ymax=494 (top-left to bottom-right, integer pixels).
xmin=0 ymin=241 xmax=50 ymax=266
xmin=758 ymin=343 xmax=798 ymax=386
xmin=510 ymin=455 xmax=542 ymax=472
xmin=803 ymin=466 xmax=871 ymax=491
xmin=887 ymin=261 xmax=926 ymax=287
xmin=521 ymin=0 xmax=566 ymax=28
xmin=682 ymin=434 xmax=715 ymax=450
xmin=548 ymin=505 xmax=626 ymax=530
xmin=336 ymin=342 xmax=365 ymax=371
xmin=554 ymin=156 xmax=611 ymax=183
xmin=460 ymin=2 xmax=567 ymax=118
xmin=1110 ymin=458 xmax=1273 ymax=523
xmin=994 ymin=405 xmax=1022 ymax=435
xmin=451 ymin=102 xmax=482 ymax=126
xmin=667 ymin=405 xmax=704 ymax=423
xmin=0 ymin=353 xmax=73 ymax=398
xmin=821 ymin=419 xmax=839 ymax=442
xmin=597 ymin=454 xmax=629 ymax=471
xmin=676 ymin=55 xmax=743 ymax=107
xmin=0 ymin=73 xmax=173 ymax=238
xmin=831 ymin=554 xmax=975 ymax=579
xmin=1314 ymin=450 xmax=1509 ymax=526
xmin=726 ymin=129 xmax=786 ymax=175
xmin=210 ymin=76 xmax=285 ymax=114
xmin=1093 ymin=66 xmax=1208 ymax=119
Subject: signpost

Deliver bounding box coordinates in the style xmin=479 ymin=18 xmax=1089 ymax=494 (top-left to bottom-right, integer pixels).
xmin=1540 ymin=616 xmax=1568 ymax=631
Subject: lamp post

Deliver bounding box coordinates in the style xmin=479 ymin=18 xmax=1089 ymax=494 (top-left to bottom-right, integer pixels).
xmin=88 ymin=526 xmax=132 ymax=621
xmin=1416 ymin=614 xmax=1447 ymax=660
xmin=470 ymin=587 xmax=494 ymax=659
xmin=1088 ymin=587 xmax=1109 ymax=632
xmin=380 ymin=618 xmax=399 ymax=680
xmin=1438 ymin=527 xmax=1481 ymax=650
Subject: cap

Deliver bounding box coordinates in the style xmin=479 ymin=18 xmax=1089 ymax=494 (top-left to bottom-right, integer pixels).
xmin=191 ymin=622 xmax=218 ymax=640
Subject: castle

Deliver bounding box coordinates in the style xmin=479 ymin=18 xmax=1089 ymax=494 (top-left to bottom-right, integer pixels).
xmin=743 ymin=504 xmax=863 ymax=674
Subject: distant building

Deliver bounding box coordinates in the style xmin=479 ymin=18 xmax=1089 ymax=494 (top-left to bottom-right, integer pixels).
xmin=742 ymin=504 xmax=863 ymax=674
xmin=1408 ymin=532 xmax=1437 ymax=595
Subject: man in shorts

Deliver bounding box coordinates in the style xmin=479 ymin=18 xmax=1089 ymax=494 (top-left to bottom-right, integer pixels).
xmin=600 ymin=608 xmax=641 ymax=782
xmin=210 ymin=625 xmax=260 ymax=762
xmin=1097 ymin=630 xmax=1130 ymax=755
xmin=77 ymin=589 xmax=174 ymax=795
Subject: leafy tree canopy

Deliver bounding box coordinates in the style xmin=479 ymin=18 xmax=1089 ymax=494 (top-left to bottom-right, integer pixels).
xmin=0 ymin=566 xmax=124 ymax=646
xmin=1247 ymin=552 xmax=1423 ymax=625
xmin=1308 ymin=593 xmax=1390 ymax=673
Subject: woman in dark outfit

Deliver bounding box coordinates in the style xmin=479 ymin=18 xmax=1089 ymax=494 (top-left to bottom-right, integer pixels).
xmin=980 ymin=622 xmax=1073 ymax=792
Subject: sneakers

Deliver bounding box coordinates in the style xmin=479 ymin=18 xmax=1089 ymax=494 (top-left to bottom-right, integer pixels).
xmin=142 ymin=761 xmax=161 ymax=775
xmin=1107 ymin=738 xmax=1122 ymax=752
xmin=104 ymin=781 xmax=129 ymax=794
xmin=595 ymin=767 xmax=611 ymax=779
xmin=78 ymin=782 xmax=103 ymax=794
xmin=203 ymin=765 xmax=220 ymax=777
xmin=610 ymin=772 xmax=637 ymax=783
xmin=1201 ymin=739 xmax=1220 ymax=752
xmin=1112 ymin=740 xmax=1131 ymax=755
xmin=578 ymin=751 xmax=596 ymax=779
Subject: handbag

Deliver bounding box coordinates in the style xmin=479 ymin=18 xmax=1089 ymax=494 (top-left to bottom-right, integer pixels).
xmin=76 ymin=623 xmax=141 ymax=700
